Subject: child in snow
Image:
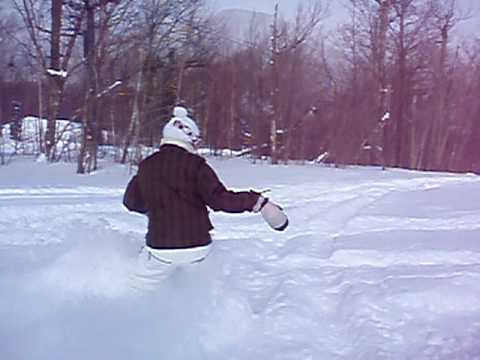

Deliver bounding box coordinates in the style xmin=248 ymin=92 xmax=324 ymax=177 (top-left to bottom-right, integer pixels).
xmin=123 ymin=106 xmax=288 ymax=287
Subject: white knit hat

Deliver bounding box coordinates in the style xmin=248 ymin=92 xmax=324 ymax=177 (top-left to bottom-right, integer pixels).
xmin=162 ymin=106 xmax=200 ymax=146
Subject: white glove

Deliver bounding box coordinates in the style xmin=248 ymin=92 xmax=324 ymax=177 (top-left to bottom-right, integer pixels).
xmin=253 ymin=196 xmax=288 ymax=231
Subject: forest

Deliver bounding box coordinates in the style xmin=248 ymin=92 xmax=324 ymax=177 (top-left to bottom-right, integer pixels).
xmin=0 ymin=0 xmax=479 ymax=173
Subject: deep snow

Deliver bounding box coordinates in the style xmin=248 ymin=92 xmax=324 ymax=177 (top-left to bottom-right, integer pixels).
xmin=1 ymin=157 xmax=480 ymax=359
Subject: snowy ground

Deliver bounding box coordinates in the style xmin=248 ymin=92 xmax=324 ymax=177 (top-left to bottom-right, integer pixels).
xmin=1 ymin=156 xmax=480 ymax=360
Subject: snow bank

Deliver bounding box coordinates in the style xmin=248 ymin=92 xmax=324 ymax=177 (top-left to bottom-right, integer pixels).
xmin=1 ymin=116 xmax=82 ymax=158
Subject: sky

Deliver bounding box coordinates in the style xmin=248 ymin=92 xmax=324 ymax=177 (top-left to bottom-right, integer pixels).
xmin=210 ymin=0 xmax=480 ymax=36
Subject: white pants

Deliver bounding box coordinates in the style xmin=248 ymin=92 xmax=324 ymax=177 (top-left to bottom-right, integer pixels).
xmin=132 ymin=244 xmax=212 ymax=292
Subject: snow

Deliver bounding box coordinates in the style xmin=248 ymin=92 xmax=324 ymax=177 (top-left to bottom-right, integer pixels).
xmin=1 ymin=116 xmax=82 ymax=158
xmin=315 ymin=151 xmax=329 ymax=163
xmin=1 ymin=157 xmax=480 ymax=359
xmin=47 ymin=68 xmax=68 ymax=78
xmin=97 ymin=81 xmax=122 ymax=98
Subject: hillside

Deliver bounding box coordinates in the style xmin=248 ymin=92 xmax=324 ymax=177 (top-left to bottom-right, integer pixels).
xmin=215 ymin=8 xmax=273 ymax=44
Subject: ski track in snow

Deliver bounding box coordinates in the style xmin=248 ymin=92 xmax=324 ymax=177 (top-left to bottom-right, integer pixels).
xmin=1 ymin=160 xmax=480 ymax=359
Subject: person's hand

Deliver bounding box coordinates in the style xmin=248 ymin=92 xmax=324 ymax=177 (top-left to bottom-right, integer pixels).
xmin=252 ymin=195 xmax=288 ymax=231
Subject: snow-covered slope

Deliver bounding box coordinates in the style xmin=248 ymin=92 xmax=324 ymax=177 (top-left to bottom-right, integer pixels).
xmin=1 ymin=157 xmax=480 ymax=359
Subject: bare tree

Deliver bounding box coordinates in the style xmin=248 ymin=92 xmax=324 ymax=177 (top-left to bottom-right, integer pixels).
xmin=268 ymin=1 xmax=326 ymax=164
xmin=11 ymin=0 xmax=85 ymax=161
xmin=77 ymin=0 xmax=133 ymax=173
xmin=415 ymin=0 xmax=470 ymax=170
xmin=328 ymin=0 xmax=390 ymax=166
xmin=370 ymin=0 xmax=393 ymax=168
xmin=460 ymin=40 xmax=480 ymax=172
xmin=118 ymin=0 xmax=209 ymax=164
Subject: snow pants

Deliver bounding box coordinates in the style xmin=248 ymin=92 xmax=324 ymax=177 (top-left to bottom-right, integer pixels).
xmin=132 ymin=244 xmax=212 ymax=292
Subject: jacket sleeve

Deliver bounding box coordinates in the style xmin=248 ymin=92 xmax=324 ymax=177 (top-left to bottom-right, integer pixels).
xmin=123 ymin=175 xmax=148 ymax=214
xmin=196 ymin=161 xmax=260 ymax=213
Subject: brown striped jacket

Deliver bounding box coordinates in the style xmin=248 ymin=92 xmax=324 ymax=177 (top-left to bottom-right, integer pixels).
xmin=123 ymin=144 xmax=259 ymax=249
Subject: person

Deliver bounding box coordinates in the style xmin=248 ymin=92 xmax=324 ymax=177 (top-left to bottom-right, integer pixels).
xmin=123 ymin=106 xmax=288 ymax=288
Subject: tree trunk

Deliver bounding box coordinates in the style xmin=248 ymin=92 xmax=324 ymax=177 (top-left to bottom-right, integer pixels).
xmin=284 ymin=47 xmax=302 ymax=163
xmin=121 ymin=50 xmax=145 ymax=164
xmin=0 ymin=130 xmax=4 ymax=165
xmin=433 ymin=26 xmax=451 ymax=169
xmin=37 ymin=76 xmax=44 ymax=154
xmin=392 ymin=2 xmax=411 ymax=169
xmin=78 ymin=0 xmax=98 ymax=173
xmin=376 ymin=0 xmax=392 ymax=167
xmin=46 ymin=0 xmax=63 ymax=161
xmin=228 ymin=59 xmax=237 ymax=154
xmin=269 ymin=3 xmax=280 ymax=164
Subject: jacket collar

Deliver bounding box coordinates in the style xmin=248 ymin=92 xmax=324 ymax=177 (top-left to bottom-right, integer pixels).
xmin=160 ymin=138 xmax=197 ymax=154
